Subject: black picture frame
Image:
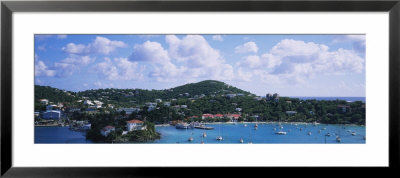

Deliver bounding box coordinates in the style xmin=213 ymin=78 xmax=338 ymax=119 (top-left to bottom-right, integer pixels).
xmin=1 ymin=0 xmax=399 ymax=177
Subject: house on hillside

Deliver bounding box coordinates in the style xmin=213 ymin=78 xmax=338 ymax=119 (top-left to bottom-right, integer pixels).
xmin=126 ymin=120 xmax=146 ymax=131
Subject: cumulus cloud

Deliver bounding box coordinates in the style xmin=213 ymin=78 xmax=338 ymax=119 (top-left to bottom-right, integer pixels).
xmin=62 ymin=36 xmax=127 ymax=55
xmin=165 ymin=35 xmax=234 ymax=80
xmin=35 ymin=55 xmax=56 ymax=77
xmin=234 ymin=41 xmax=258 ymax=53
xmin=53 ymin=55 xmax=95 ymax=77
xmin=94 ymin=57 xmax=144 ymax=81
xmin=212 ymin=35 xmax=224 ymax=41
xmin=130 ymin=41 xmax=170 ymax=64
xmin=237 ymin=39 xmax=365 ymax=85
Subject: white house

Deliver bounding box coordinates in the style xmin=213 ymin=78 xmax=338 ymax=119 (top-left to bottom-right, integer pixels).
xmin=43 ymin=110 xmax=61 ymax=120
xmin=101 ymin=126 xmax=115 ymax=137
xmin=285 ymin=111 xmax=297 ymax=115
xmin=155 ymin=99 xmax=162 ymax=103
xmin=40 ymin=99 xmax=49 ymax=105
xmin=226 ymin=94 xmax=237 ymax=98
xmin=117 ymin=108 xmax=140 ymax=115
xmin=84 ymin=100 xmax=93 ymax=105
xmin=126 ymin=120 xmax=146 ymax=131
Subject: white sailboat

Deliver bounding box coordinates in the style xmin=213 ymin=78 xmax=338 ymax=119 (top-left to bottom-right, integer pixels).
xmin=275 ymin=117 xmax=287 ymax=135
xmin=216 ymin=124 xmax=223 ymax=141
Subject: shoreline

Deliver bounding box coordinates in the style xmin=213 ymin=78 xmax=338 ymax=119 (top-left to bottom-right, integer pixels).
xmin=155 ymin=121 xmax=365 ymax=127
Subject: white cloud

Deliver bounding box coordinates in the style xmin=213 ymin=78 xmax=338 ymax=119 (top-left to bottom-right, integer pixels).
xmin=234 ymin=41 xmax=258 ymax=53
xmin=62 ymin=36 xmax=127 ymax=55
xmin=94 ymin=57 xmax=144 ymax=81
xmin=35 ymin=55 xmax=56 ymax=77
xmin=237 ymin=39 xmax=365 ymax=85
xmin=130 ymin=41 xmax=170 ymax=64
xmin=212 ymin=35 xmax=224 ymax=41
xmin=53 ymin=55 xmax=95 ymax=77
xmin=165 ymin=35 xmax=234 ymax=81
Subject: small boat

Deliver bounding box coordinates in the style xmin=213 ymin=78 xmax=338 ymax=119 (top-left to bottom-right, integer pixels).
xmin=325 ymin=133 xmax=331 ymax=137
xmin=336 ymin=136 xmax=341 ymax=142
xmin=363 ymin=136 xmax=366 ymax=140
xmin=275 ymin=131 xmax=287 ymax=135
xmin=188 ymin=137 xmax=193 ymax=142
xmin=240 ymin=138 xmax=244 ymax=143
xmin=244 ymin=124 xmax=247 ymax=127
xmin=248 ymin=142 xmax=253 ymax=144
xmin=322 ymin=128 xmax=326 ymax=130
xmin=318 ymin=130 xmax=321 ymax=133
xmin=176 ymin=123 xmax=191 ymax=129
xmin=273 ymin=128 xmax=276 ymax=131
xmin=202 ymin=132 xmax=207 ymax=137
xmin=307 ymin=131 xmax=312 ymax=136
xmin=347 ymin=130 xmax=352 ymax=133
xmin=300 ymin=128 xmax=303 ymax=131
xmin=351 ymin=132 xmax=356 ymax=136
xmin=216 ymin=136 xmax=223 ymax=141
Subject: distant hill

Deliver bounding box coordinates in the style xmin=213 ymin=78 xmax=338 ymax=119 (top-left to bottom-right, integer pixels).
xmin=75 ymin=80 xmax=253 ymax=104
xmin=35 ymin=80 xmax=253 ymax=105
xmin=35 ymin=85 xmax=77 ymax=103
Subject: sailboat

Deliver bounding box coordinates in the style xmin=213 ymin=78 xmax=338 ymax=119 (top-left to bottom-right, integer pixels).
xmin=216 ymin=124 xmax=223 ymax=141
xmin=275 ymin=117 xmax=287 ymax=135
xmin=188 ymin=132 xmax=194 ymax=142
xmin=254 ymin=117 xmax=258 ymax=129
xmin=336 ymin=136 xmax=341 ymax=142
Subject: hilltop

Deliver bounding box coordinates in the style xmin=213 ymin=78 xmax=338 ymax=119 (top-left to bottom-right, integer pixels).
xmin=36 ymin=80 xmax=253 ymax=105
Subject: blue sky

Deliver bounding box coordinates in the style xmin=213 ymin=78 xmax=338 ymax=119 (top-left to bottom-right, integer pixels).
xmin=34 ymin=34 xmax=365 ymax=97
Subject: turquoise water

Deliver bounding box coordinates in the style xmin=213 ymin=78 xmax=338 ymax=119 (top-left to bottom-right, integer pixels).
xmin=35 ymin=123 xmax=365 ymax=144
xmin=35 ymin=126 xmax=92 ymax=143
xmin=151 ymin=123 xmax=366 ymax=144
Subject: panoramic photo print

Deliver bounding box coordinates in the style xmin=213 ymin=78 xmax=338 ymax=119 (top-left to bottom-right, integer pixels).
xmin=34 ymin=34 xmax=366 ymax=144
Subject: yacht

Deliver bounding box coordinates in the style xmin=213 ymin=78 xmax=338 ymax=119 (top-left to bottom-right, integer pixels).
xmin=176 ymin=123 xmax=191 ymax=129
xmin=216 ymin=136 xmax=223 ymax=141
xmin=351 ymin=132 xmax=357 ymax=136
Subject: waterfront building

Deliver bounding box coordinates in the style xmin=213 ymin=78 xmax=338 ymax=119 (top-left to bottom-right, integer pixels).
xmin=101 ymin=126 xmax=115 ymax=137
xmin=43 ymin=110 xmax=61 ymax=120
xmin=126 ymin=120 xmax=146 ymax=131
xmin=202 ymin=114 xmax=214 ymax=119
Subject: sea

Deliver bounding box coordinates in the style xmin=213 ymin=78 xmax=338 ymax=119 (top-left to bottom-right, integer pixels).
xmin=35 ymin=123 xmax=366 ymax=144
xmin=35 ymin=126 xmax=92 ymax=143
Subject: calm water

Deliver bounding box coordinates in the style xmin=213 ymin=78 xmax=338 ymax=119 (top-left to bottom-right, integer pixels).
xmin=35 ymin=126 xmax=92 ymax=143
xmin=151 ymin=123 xmax=366 ymax=144
xmin=35 ymin=123 xmax=365 ymax=144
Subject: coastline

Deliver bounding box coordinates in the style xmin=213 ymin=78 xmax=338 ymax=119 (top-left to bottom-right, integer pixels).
xmin=155 ymin=121 xmax=365 ymax=127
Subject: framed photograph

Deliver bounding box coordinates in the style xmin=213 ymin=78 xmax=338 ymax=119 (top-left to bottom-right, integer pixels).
xmin=1 ymin=0 xmax=399 ymax=177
